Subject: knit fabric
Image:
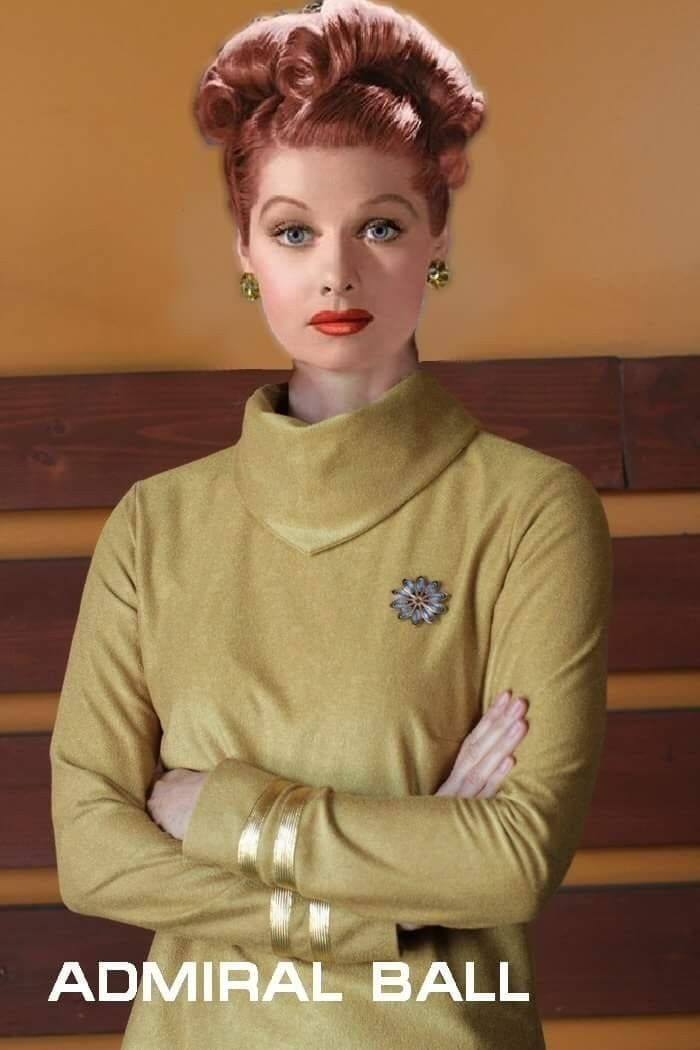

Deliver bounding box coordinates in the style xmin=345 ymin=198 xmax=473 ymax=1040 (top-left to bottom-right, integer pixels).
xmin=50 ymin=368 xmax=613 ymax=1048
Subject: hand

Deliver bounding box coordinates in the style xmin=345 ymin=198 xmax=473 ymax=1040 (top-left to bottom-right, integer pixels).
xmin=146 ymin=763 xmax=209 ymax=841
xmin=398 ymin=689 xmax=529 ymax=933
xmin=434 ymin=688 xmax=529 ymax=800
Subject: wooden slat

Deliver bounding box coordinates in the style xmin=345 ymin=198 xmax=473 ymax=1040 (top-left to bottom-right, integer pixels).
xmin=0 ymin=885 xmax=697 ymax=1035
xmin=3 ymin=847 xmax=700 ymax=907
xmin=0 ymin=358 xmax=625 ymax=510
xmin=0 ymin=735 xmax=54 ymax=868
xmin=622 ymin=356 xmax=700 ymax=489
xmin=2 ymin=669 xmax=699 ymax=736
xmin=405 ymin=357 xmax=623 ymax=486
xmin=0 ymin=1038 xmax=121 ymax=1049
xmin=567 ymin=846 xmax=700 ymax=887
xmin=0 ymin=560 xmax=85 ymax=694
xmin=534 ymin=885 xmax=700 ymax=1016
xmin=1 ymin=534 xmax=699 ymax=696
xmin=583 ymin=709 xmax=700 ymax=847
xmin=543 ymin=1014 xmax=700 ymax=1050
xmin=609 ymin=534 xmax=700 ymax=672
xmin=0 ymin=906 xmax=151 ymax=1036
xmin=1 ymin=710 xmax=698 ymax=868
xmin=3 ymin=355 xmax=695 ymax=504
xmin=606 ymin=669 xmax=700 ymax=711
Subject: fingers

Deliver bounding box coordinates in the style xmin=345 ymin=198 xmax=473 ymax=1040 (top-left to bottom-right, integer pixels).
xmin=438 ymin=691 xmax=529 ymax=799
xmin=477 ymin=695 xmax=527 ymax=788
xmin=475 ymin=755 xmax=514 ymax=799
xmin=466 ymin=690 xmax=517 ymax=749
xmin=461 ymin=692 xmax=527 ymax=771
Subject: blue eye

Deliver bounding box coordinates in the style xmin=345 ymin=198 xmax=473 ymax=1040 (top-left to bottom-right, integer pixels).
xmin=273 ymin=225 xmax=310 ymax=247
xmin=270 ymin=218 xmax=403 ymax=247
xmin=365 ymin=220 xmax=402 ymax=243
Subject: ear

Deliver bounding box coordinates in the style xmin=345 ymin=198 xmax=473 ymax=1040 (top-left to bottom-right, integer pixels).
xmin=433 ymin=221 xmax=450 ymax=261
xmin=235 ymin=229 xmax=249 ymax=272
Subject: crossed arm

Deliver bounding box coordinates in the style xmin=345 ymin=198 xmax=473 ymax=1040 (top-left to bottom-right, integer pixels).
xmin=51 ymin=465 xmax=612 ymax=960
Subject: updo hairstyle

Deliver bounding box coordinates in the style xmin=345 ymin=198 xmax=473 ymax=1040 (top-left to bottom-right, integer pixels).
xmin=192 ymin=0 xmax=487 ymax=249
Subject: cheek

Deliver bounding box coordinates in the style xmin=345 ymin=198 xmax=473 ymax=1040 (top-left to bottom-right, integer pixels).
xmin=257 ymin=267 xmax=300 ymax=322
xmin=383 ymin=259 xmax=426 ymax=310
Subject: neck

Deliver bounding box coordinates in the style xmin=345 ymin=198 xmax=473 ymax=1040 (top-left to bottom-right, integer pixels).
xmin=285 ymin=345 xmax=421 ymax=424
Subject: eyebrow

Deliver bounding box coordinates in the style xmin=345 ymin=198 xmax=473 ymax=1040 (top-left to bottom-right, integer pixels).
xmin=259 ymin=192 xmax=420 ymax=221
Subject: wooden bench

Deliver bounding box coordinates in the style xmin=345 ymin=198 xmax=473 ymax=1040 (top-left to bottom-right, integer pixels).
xmin=1 ymin=356 xmax=698 ymax=1042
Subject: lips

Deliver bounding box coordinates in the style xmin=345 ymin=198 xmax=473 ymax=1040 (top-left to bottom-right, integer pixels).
xmin=309 ymin=309 xmax=373 ymax=324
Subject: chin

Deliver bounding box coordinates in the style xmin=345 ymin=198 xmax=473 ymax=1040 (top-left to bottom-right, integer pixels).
xmin=286 ymin=340 xmax=379 ymax=370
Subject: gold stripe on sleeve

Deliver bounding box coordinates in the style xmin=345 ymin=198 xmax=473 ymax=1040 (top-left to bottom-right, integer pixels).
xmin=309 ymin=898 xmax=331 ymax=959
xmin=271 ymin=784 xmax=314 ymax=890
xmin=269 ymin=886 xmax=295 ymax=955
xmin=237 ymin=776 xmax=298 ymax=877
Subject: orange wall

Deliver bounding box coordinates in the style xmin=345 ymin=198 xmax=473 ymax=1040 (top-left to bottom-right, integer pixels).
xmin=3 ymin=1 xmax=699 ymax=377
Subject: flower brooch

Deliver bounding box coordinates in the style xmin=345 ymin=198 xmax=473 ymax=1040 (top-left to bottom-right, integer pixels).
xmin=390 ymin=576 xmax=451 ymax=626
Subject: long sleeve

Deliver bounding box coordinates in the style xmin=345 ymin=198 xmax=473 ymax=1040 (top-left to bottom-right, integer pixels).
xmin=182 ymin=462 xmax=614 ymax=929
xmin=50 ymin=482 xmax=401 ymax=964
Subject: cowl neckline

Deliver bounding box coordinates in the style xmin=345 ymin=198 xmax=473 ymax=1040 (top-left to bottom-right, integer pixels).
xmin=232 ymin=367 xmax=480 ymax=556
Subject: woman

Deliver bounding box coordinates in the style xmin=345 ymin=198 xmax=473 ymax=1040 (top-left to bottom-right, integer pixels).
xmin=50 ymin=1 xmax=613 ymax=1047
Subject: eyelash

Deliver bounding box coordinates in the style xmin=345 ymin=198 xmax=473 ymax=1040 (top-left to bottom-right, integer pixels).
xmin=269 ymin=218 xmax=404 ymax=247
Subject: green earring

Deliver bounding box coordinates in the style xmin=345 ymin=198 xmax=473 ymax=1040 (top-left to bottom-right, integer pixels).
xmin=240 ymin=271 xmax=260 ymax=301
xmin=427 ymin=259 xmax=450 ymax=289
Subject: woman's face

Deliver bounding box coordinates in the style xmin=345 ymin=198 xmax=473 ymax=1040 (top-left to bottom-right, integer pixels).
xmin=237 ymin=145 xmax=449 ymax=372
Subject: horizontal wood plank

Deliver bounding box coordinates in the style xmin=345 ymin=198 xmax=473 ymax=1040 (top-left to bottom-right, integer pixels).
xmin=4 ymin=844 xmax=700 ymax=909
xmin=3 ymin=355 xmax=695 ymax=504
xmin=582 ymin=709 xmax=700 ymax=848
xmin=1 ymin=534 xmax=699 ymax=696
xmin=1 ymin=710 xmax=698 ymax=868
xmin=0 ymin=906 xmax=151 ymax=1036
xmin=533 ymin=884 xmax=700 ymax=1016
xmin=0 ymin=885 xmax=697 ymax=1034
xmin=0 ymin=358 xmax=626 ymax=510
xmin=608 ymin=535 xmax=700 ymax=671
xmin=0 ymin=560 xmax=85 ymax=695
xmin=3 ymin=669 xmax=700 ymax=737
xmin=622 ymin=356 xmax=700 ymax=489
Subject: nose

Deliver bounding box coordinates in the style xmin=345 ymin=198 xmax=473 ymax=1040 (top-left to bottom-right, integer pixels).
xmin=322 ymin=279 xmax=354 ymax=294
xmin=318 ymin=237 xmax=360 ymax=296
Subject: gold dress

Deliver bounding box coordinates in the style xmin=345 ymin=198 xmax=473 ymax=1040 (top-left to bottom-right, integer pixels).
xmin=50 ymin=368 xmax=613 ymax=1048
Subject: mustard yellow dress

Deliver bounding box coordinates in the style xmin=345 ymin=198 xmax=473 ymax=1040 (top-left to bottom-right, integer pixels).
xmin=50 ymin=368 xmax=613 ymax=1048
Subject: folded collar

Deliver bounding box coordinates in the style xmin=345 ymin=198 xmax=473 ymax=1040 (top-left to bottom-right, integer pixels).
xmin=232 ymin=368 xmax=480 ymax=555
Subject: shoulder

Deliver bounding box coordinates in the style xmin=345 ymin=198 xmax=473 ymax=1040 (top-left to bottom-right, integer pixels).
xmin=470 ymin=426 xmax=580 ymax=488
xmin=131 ymin=445 xmax=235 ymax=514
xmin=468 ymin=428 xmax=608 ymax=557
xmin=98 ymin=446 xmax=235 ymax=550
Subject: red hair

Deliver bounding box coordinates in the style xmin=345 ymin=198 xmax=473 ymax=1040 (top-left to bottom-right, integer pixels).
xmin=192 ymin=0 xmax=487 ymax=249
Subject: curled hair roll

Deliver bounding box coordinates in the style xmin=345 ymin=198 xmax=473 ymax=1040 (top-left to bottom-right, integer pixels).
xmin=192 ymin=0 xmax=487 ymax=244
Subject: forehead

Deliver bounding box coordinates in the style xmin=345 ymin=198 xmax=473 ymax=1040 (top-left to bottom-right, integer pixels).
xmin=254 ymin=145 xmax=418 ymax=203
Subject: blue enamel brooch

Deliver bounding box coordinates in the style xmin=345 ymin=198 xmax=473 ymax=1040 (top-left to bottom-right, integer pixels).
xmin=390 ymin=576 xmax=451 ymax=626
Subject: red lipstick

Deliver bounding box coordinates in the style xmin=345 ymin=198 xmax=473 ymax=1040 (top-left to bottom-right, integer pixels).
xmin=309 ymin=308 xmax=374 ymax=336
